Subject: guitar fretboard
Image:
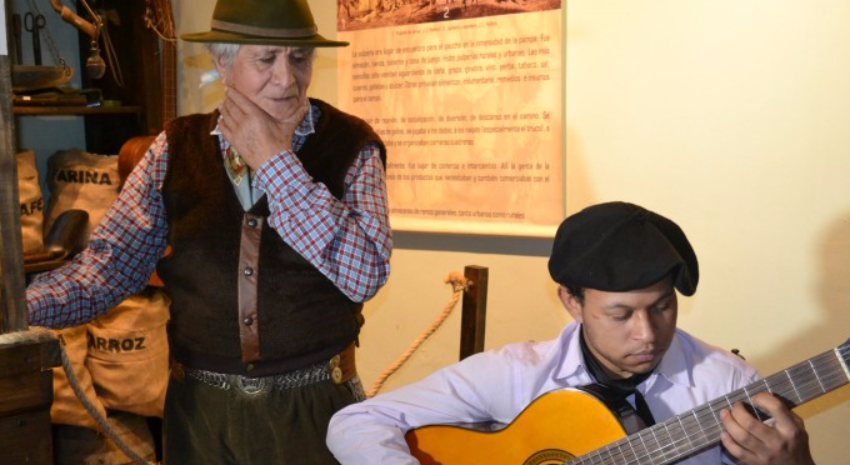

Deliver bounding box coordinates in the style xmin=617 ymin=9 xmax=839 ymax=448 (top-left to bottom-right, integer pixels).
xmin=568 ymin=341 xmax=850 ymax=465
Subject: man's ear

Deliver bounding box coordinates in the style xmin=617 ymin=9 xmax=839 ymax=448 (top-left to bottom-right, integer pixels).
xmin=557 ymin=286 xmax=584 ymax=323
xmin=213 ymin=56 xmax=228 ymax=85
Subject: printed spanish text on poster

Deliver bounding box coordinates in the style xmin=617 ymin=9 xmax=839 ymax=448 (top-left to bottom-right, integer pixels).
xmin=338 ymin=0 xmax=563 ymax=236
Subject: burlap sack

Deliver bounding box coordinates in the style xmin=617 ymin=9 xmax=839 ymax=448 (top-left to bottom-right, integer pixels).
xmin=44 ymin=148 xmax=170 ymax=421
xmin=17 ymin=149 xmax=45 ymax=254
xmin=86 ymin=288 xmax=171 ymax=418
xmin=44 ymin=148 xmax=120 ymax=242
xmin=50 ymin=326 xmax=109 ymax=430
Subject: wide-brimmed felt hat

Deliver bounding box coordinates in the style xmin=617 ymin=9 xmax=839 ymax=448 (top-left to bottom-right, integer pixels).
xmin=181 ymin=0 xmax=348 ymax=47
xmin=548 ymin=201 xmax=699 ymax=296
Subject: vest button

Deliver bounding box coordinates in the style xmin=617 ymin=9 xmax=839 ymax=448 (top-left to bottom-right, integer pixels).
xmin=246 ymin=364 xmax=255 ymax=372
xmin=243 ymin=267 xmax=254 ymax=276
xmin=243 ymin=317 xmax=254 ymax=326
xmin=247 ymin=218 xmax=258 ymax=228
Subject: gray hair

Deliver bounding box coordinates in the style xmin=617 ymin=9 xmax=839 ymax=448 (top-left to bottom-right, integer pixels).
xmin=206 ymin=43 xmax=240 ymax=71
xmin=206 ymin=43 xmax=318 ymax=73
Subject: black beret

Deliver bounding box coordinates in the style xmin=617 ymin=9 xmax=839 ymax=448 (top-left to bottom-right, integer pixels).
xmin=548 ymin=202 xmax=699 ymax=296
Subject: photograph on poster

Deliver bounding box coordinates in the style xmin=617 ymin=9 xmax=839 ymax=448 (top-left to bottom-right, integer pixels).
xmin=339 ymin=0 xmax=561 ymax=32
xmin=339 ymin=0 xmax=563 ymax=236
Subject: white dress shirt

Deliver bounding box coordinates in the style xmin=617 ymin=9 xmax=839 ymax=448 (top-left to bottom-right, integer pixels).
xmin=327 ymin=322 xmax=759 ymax=464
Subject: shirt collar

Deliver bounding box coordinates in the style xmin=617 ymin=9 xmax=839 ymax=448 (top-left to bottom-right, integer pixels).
xmin=295 ymin=101 xmax=317 ymax=137
xmin=556 ymin=322 xmax=592 ymax=382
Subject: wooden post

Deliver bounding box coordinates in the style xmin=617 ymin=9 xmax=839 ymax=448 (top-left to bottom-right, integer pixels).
xmin=459 ymin=265 xmax=488 ymax=360
xmin=0 ymin=24 xmax=28 ymax=334
xmin=1 ymin=7 xmax=61 ymax=464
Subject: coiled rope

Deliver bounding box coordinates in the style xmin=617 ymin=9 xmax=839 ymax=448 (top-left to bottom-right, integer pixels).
xmin=367 ymin=271 xmax=470 ymax=397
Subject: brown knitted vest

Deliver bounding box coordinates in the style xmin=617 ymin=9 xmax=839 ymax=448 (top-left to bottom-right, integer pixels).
xmin=159 ymin=99 xmax=386 ymax=376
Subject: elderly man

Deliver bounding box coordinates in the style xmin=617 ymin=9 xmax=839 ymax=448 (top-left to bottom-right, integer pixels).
xmin=26 ymin=0 xmax=390 ymax=462
xmin=327 ymin=202 xmax=815 ymax=465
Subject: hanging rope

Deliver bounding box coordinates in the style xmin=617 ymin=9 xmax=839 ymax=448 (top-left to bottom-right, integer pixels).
xmin=59 ymin=346 xmax=155 ymax=465
xmin=367 ymin=271 xmax=470 ymax=397
xmin=144 ymin=0 xmax=177 ymax=42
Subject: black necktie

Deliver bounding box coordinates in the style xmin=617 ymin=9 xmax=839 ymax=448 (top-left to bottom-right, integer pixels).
xmin=579 ymin=328 xmax=657 ymax=428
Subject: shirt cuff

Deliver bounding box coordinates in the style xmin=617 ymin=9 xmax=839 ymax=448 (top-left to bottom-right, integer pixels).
xmin=252 ymin=149 xmax=313 ymax=205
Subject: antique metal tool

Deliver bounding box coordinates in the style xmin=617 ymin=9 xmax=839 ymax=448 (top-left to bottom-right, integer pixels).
xmin=24 ymin=12 xmax=46 ymax=65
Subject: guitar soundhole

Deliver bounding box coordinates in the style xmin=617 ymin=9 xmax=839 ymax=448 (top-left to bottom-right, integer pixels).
xmin=523 ymin=448 xmax=574 ymax=465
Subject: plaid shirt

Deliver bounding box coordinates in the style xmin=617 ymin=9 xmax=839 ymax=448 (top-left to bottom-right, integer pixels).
xmin=28 ymin=103 xmax=391 ymax=328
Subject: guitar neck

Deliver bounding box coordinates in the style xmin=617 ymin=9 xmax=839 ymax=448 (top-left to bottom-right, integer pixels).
xmin=570 ymin=341 xmax=850 ymax=465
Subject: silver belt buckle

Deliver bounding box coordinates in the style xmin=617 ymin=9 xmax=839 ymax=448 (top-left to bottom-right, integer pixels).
xmin=234 ymin=374 xmax=271 ymax=396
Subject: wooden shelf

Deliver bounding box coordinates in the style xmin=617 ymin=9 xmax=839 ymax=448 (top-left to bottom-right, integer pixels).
xmin=13 ymin=105 xmax=142 ymax=116
xmin=11 ymin=1 xmax=165 ymax=154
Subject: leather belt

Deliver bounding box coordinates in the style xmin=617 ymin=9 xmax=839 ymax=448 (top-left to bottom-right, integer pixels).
xmin=172 ymin=344 xmax=357 ymax=395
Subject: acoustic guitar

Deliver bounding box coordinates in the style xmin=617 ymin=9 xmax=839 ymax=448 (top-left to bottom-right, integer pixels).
xmin=406 ymin=337 xmax=850 ymax=465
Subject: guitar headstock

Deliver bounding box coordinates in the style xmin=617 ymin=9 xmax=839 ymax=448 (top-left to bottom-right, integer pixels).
xmin=840 ymin=338 xmax=850 ymax=362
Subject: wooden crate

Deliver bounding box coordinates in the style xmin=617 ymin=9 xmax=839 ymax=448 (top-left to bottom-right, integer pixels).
xmin=0 ymin=331 xmax=61 ymax=465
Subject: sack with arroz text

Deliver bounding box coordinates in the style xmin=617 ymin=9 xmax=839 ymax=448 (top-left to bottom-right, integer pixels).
xmin=44 ymin=148 xmax=120 ymax=243
xmin=43 ymin=148 xmax=170 ymax=421
xmin=17 ymin=149 xmax=45 ymax=254
xmin=86 ymin=288 xmax=171 ymax=418
xmin=49 ymin=325 xmax=109 ymax=429
xmin=41 ymin=148 xmax=121 ymax=427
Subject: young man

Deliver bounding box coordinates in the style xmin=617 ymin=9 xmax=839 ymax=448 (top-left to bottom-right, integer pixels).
xmin=27 ymin=0 xmax=390 ymax=462
xmin=326 ymin=202 xmax=815 ymax=465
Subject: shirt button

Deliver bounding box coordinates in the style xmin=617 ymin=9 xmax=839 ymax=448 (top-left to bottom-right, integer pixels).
xmin=246 ymin=364 xmax=254 ymax=372
xmin=243 ymin=317 xmax=254 ymax=326
xmin=247 ymin=218 xmax=258 ymax=228
xmin=243 ymin=267 xmax=254 ymax=276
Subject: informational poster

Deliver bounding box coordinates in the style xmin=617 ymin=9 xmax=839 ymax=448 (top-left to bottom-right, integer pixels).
xmin=338 ymin=0 xmax=563 ymax=236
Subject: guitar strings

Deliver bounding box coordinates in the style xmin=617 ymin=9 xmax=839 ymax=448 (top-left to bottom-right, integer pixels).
xmin=565 ymin=344 xmax=849 ymax=465
xmin=642 ymin=348 xmax=850 ymax=465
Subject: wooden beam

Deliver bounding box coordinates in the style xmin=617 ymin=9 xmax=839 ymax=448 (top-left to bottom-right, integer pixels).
xmin=1 ymin=51 xmax=29 ymax=333
xmin=3 ymin=7 xmax=75 ymax=464
xmin=459 ymin=265 xmax=488 ymax=360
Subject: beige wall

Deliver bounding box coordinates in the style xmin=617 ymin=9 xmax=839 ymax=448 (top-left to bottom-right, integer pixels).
xmin=177 ymin=1 xmax=850 ymax=463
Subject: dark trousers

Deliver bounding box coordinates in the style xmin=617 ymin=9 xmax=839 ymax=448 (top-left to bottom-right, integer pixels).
xmin=163 ymin=373 xmax=365 ymax=464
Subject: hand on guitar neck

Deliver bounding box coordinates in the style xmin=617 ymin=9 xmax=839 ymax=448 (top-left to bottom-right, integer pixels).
xmin=720 ymin=392 xmax=816 ymax=465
